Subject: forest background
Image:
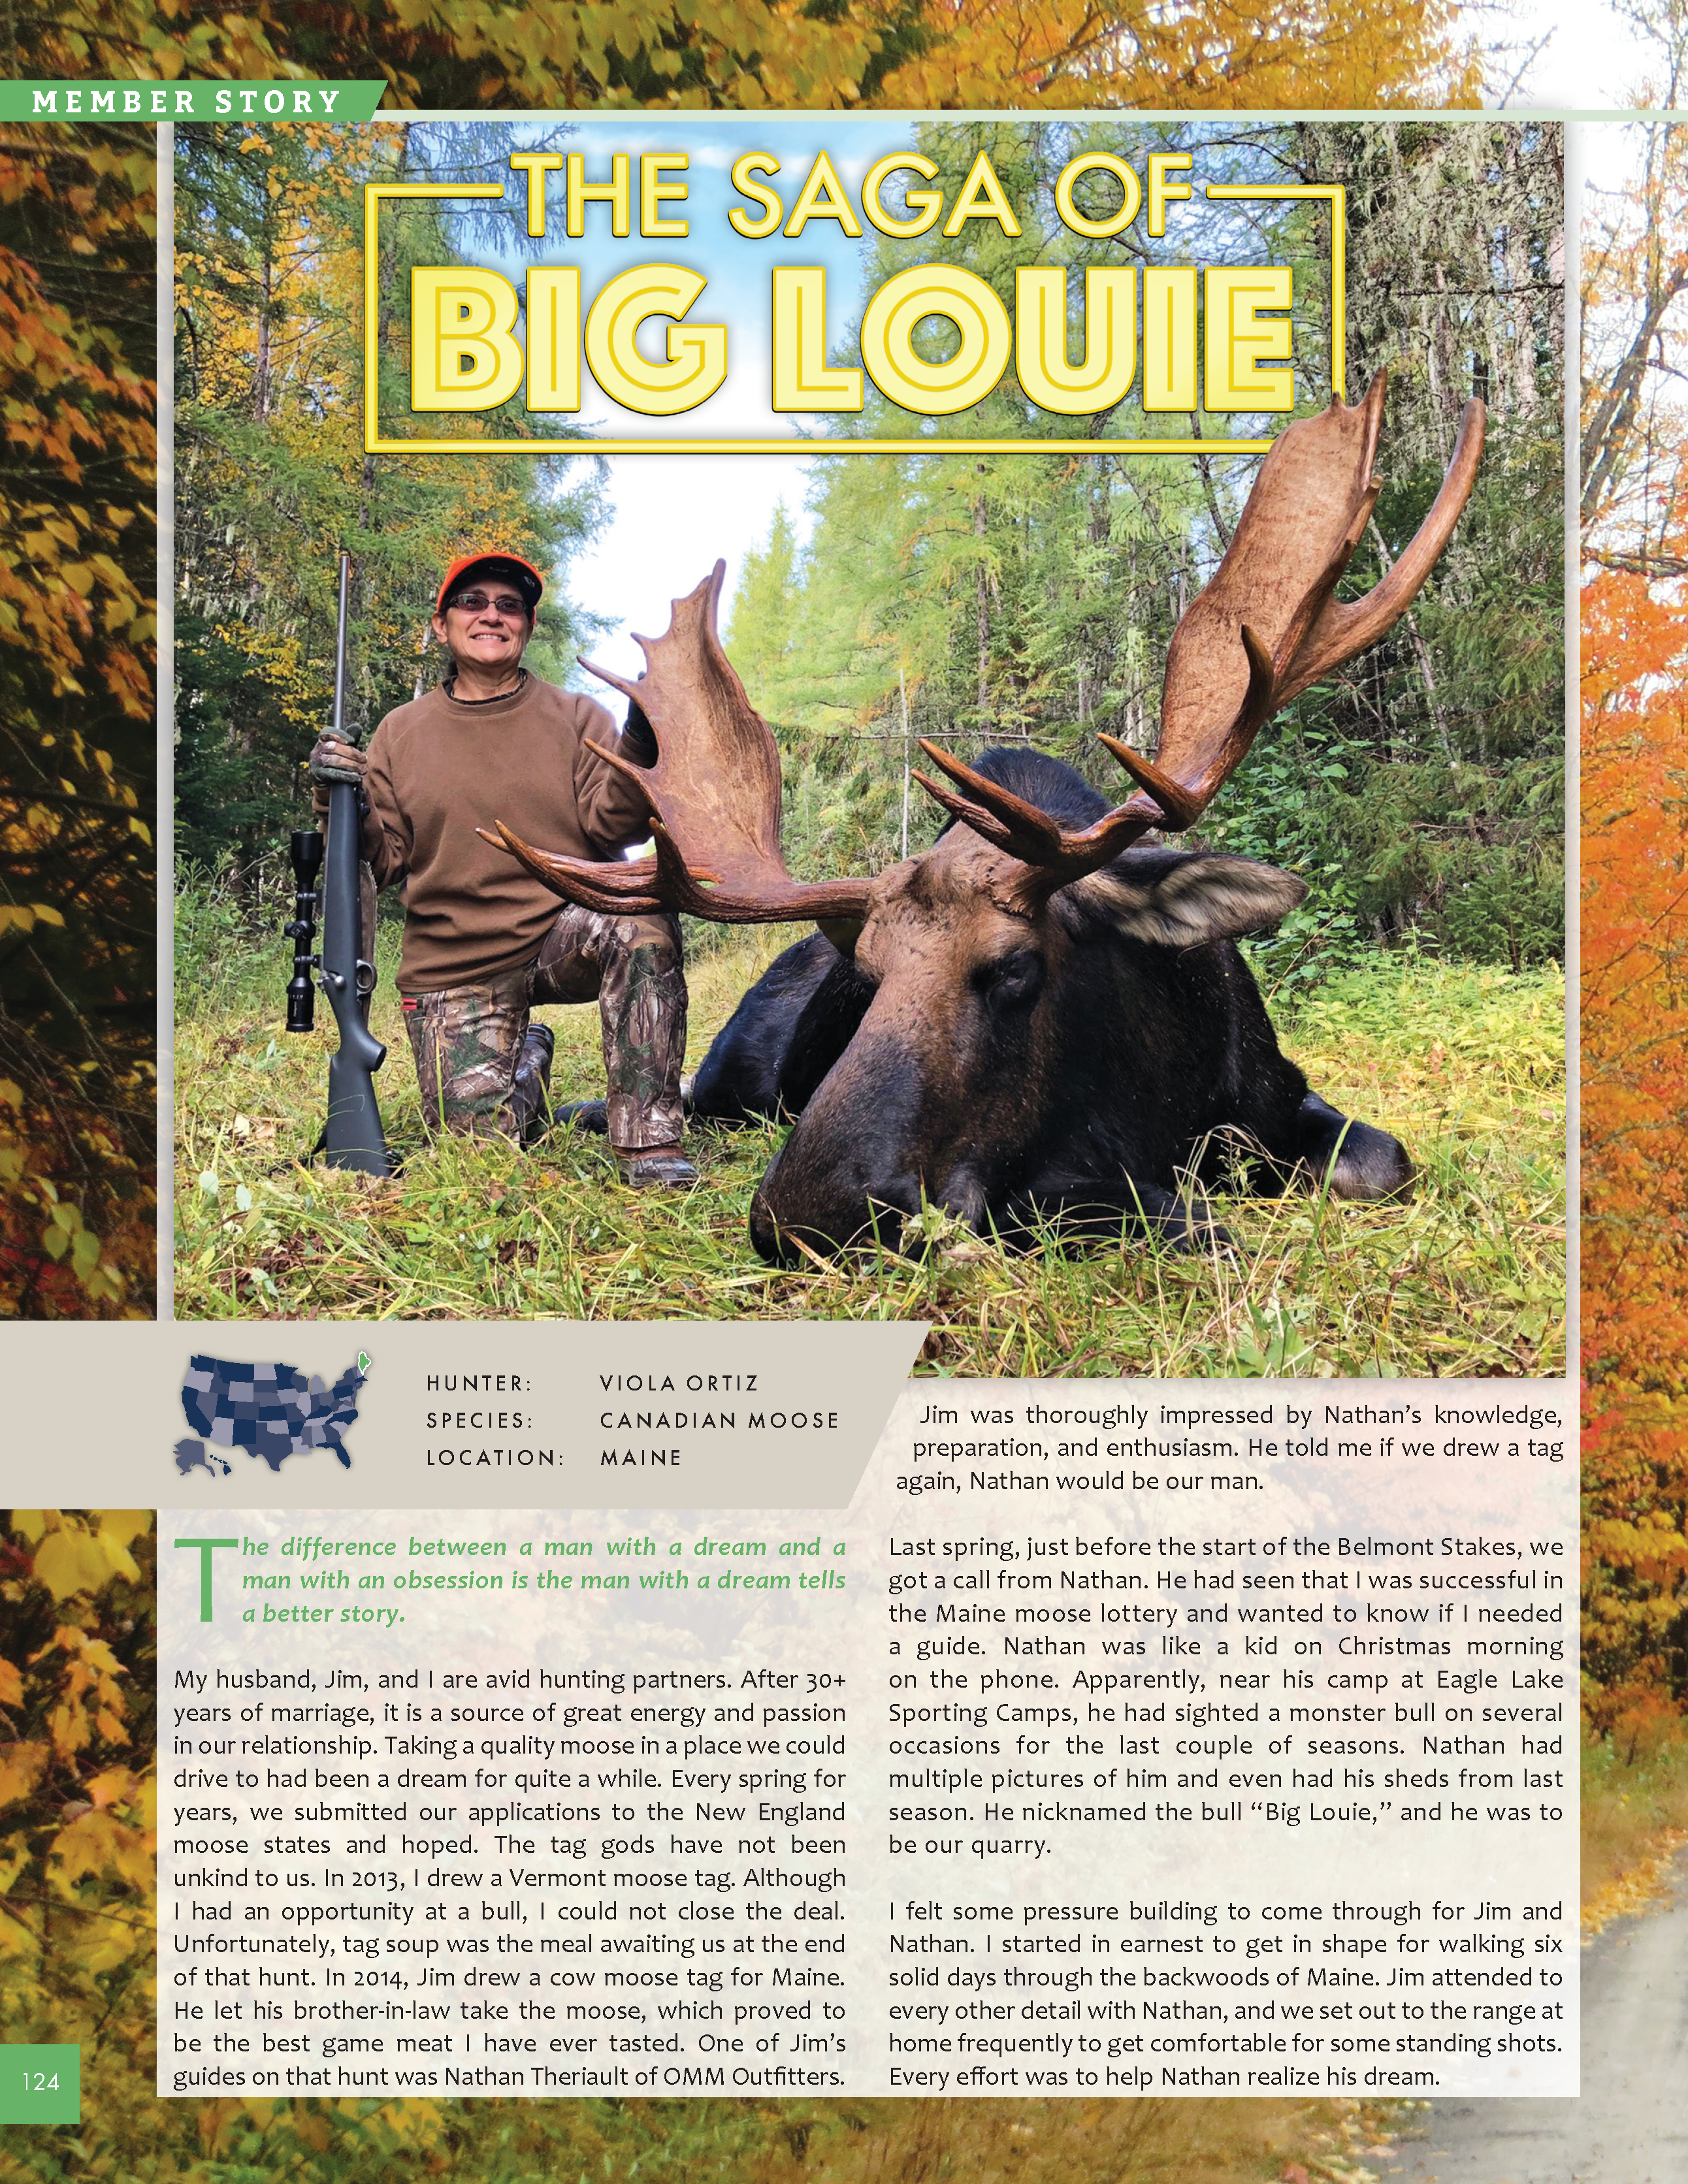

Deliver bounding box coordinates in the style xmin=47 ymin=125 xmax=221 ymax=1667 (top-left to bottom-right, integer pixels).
xmin=0 ymin=125 xmax=155 ymax=1317
xmin=175 ymin=115 xmax=1565 ymax=1374
xmin=9 ymin=0 xmax=1491 ymax=114
xmin=1582 ymin=96 xmax=1688 ymax=1888
xmin=177 ymin=114 xmax=1565 ymax=974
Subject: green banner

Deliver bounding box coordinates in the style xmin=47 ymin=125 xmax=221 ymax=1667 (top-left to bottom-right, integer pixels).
xmin=0 ymin=80 xmax=386 ymax=121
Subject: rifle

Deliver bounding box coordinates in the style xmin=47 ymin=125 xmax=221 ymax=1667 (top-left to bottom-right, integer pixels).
xmin=284 ymin=551 xmax=395 ymax=1175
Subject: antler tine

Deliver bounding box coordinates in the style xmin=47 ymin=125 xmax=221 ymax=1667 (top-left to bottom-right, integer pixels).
xmin=914 ymin=739 xmax=1163 ymax=890
xmin=491 ymin=562 xmax=879 ymax=929
xmin=1274 ymin=394 xmax=1485 ymax=706
xmin=577 ymin=605 xmax=687 ymax=708
xmin=484 ymin=818 xmax=873 ymax=927
xmin=576 ymin=656 xmax=641 ymax=707
xmin=478 ymin=824 xmax=685 ymax=916
xmin=1139 ymin=371 xmax=1481 ymax=841
xmin=909 ymin=771 xmax=1030 ymax=857
xmin=581 ymin=735 xmax=658 ymax=814
xmin=1099 ymin=623 xmax=1279 ymax=831
xmin=913 ymin=743 xmax=1071 ymax=863
xmin=480 ymin=559 xmax=877 ymax=925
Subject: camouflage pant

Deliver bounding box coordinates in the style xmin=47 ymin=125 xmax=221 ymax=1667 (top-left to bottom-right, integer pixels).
xmin=402 ymin=907 xmax=686 ymax=1150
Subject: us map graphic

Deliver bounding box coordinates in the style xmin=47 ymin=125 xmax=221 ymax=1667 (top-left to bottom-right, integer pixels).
xmin=173 ymin=1354 xmax=369 ymax=1476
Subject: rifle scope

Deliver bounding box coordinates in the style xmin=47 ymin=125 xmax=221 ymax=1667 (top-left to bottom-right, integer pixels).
xmin=285 ymin=827 xmax=323 ymax=1034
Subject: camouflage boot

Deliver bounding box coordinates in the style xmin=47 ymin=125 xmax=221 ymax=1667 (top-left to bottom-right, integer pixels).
xmin=511 ymin=1023 xmax=555 ymax=1146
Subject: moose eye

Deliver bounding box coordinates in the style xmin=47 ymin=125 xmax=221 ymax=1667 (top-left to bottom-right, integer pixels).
xmin=978 ymin=948 xmax=1045 ymax=1011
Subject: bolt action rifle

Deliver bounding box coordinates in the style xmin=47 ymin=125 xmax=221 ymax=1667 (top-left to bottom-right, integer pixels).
xmin=284 ymin=551 xmax=395 ymax=1174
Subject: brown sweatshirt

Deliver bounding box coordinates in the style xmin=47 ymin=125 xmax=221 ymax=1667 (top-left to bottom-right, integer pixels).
xmin=321 ymin=675 xmax=653 ymax=994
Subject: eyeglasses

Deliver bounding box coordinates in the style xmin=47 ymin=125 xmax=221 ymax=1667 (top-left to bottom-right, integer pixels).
xmin=444 ymin=590 xmax=529 ymax=618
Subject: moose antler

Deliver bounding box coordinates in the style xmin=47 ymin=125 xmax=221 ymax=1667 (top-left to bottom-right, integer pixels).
xmin=913 ymin=372 xmax=1484 ymax=890
xmin=490 ymin=377 xmax=1481 ymax=931
xmin=484 ymin=563 xmax=874 ymax=925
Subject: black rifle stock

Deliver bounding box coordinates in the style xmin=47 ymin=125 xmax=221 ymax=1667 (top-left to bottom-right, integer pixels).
xmin=285 ymin=551 xmax=394 ymax=1175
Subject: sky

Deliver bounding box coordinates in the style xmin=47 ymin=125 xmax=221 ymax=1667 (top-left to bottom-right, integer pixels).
xmin=1506 ymin=0 xmax=1650 ymax=106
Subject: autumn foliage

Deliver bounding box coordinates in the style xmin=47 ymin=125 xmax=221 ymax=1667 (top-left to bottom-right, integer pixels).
xmin=1582 ymin=116 xmax=1688 ymax=1724
xmin=0 ymin=1513 xmax=155 ymax=2159
xmin=176 ymin=121 xmax=607 ymax=886
xmin=8 ymin=0 xmax=1480 ymax=108
xmin=1582 ymin=577 xmax=1688 ymax=1719
xmin=0 ymin=1511 xmax=457 ymax=2184
xmin=2 ymin=1511 xmax=1395 ymax=2184
xmin=0 ymin=128 xmax=156 ymax=1315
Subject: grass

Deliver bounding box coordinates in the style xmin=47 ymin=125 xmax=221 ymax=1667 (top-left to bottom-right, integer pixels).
xmin=176 ymin=891 xmax=1565 ymax=1372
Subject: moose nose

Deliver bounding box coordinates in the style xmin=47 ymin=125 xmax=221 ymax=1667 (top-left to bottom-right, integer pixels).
xmin=747 ymin=1027 xmax=932 ymax=1262
xmin=749 ymin=1157 xmax=922 ymax=1264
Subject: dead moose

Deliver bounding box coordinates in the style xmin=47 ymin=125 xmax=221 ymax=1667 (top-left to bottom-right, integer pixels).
xmin=489 ymin=373 xmax=1484 ymax=1264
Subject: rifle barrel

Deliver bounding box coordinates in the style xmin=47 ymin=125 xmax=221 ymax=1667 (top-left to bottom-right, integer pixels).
xmin=314 ymin=549 xmax=393 ymax=1174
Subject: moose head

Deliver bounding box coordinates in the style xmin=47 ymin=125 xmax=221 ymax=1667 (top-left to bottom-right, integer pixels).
xmin=486 ymin=373 xmax=1484 ymax=1261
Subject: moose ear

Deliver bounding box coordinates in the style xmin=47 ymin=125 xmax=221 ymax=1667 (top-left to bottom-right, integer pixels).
xmin=1080 ymin=852 xmax=1308 ymax=948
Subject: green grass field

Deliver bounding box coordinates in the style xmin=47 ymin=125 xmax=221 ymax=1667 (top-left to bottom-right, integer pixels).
xmin=176 ymin=896 xmax=1564 ymax=1373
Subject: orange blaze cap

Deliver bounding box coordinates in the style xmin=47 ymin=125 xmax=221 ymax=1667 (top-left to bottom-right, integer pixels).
xmin=436 ymin=552 xmax=544 ymax=616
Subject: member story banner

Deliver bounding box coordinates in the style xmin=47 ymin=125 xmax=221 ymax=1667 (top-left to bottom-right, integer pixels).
xmin=1 ymin=80 xmax=385 ymax=121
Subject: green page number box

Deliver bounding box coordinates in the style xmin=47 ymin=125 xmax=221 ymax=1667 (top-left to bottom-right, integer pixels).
xmin=0 ymin=2048 xmax=80 ymax=2125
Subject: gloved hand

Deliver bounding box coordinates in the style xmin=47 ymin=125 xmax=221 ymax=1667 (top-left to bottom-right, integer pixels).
xmin=308 ymin=734 xmax=368 ymax=788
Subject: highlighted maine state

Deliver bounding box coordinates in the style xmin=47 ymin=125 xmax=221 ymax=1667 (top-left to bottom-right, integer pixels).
xmin=175 ymin=1356 xmax=366 ymax=1475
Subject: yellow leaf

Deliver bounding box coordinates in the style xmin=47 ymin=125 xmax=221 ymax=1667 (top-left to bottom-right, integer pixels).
xmin=47 ymin=1701 xmax=91 ymax=1759
xmin=0 ymin=1742 xmax=48 ymax=1807
xmin=78 ymin=1916 xmax=148 ymax=1972
xmin=85 ymin=1766 xmax=135 ymax=1810
xmin=59 ymin=1631 xmax=122 ymax=1677
xmin=48 ymin=1808 xmax=146 ymax=1893
xmin=0 ymin=1661 xmax=21 ymax=1708
xmin=10 ymin=1510 xmax=45 ymax=1542
xmin=93 ymin=1533 xmax=138 ymax=1584
xmin=29 ymin=906 xmax=65 ymax=927
xmin=91 ymin=1511 xmax=151 ymax=1549
xmin=0 ymin=1906 xmax=41 ymax=1961
xmin=33 ymin=1528 xmax=110 ymax=1600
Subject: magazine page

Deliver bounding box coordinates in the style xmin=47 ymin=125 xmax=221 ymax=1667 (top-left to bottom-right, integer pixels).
xmin=0 ymin=90 xmax=1604 ymax=2184
xmin=159 ymin=104 xmax=1570 ymax=2113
